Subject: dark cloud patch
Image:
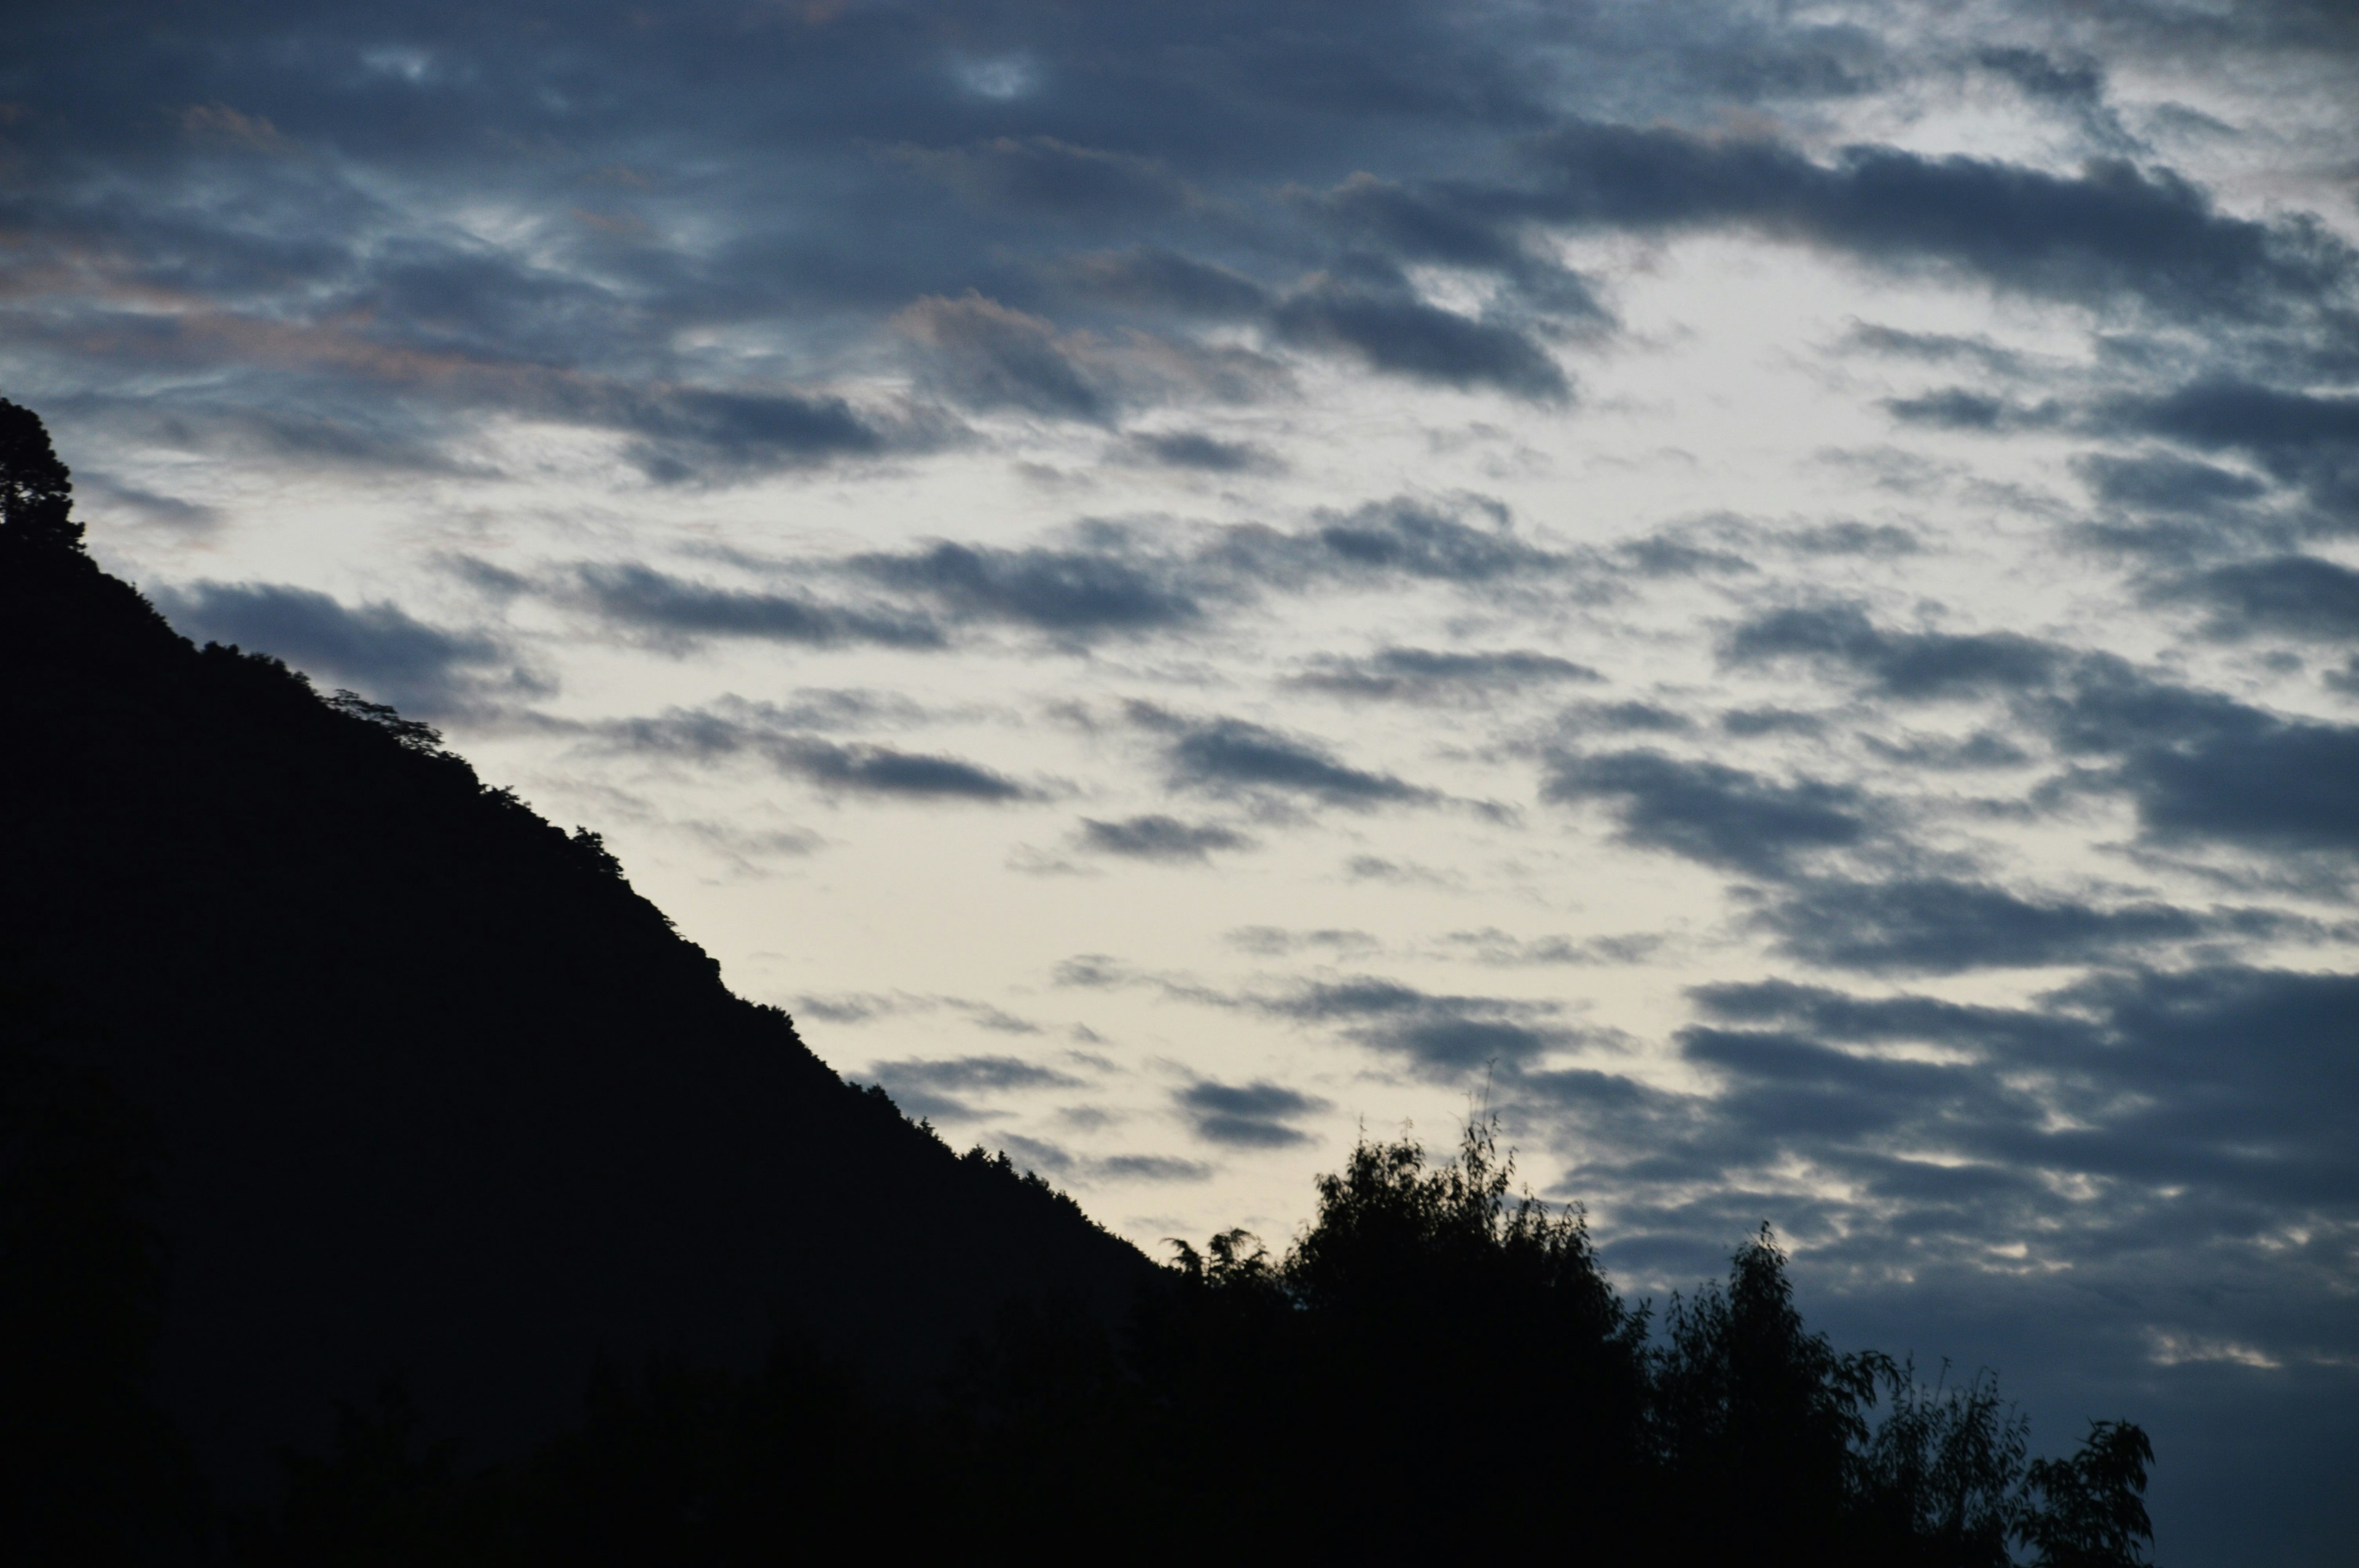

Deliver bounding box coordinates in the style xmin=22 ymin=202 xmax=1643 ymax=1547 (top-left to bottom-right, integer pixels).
xmin=1225 ymin=926 xmax=1378 ymax=958
xmin=898 ymin=136 xmax=1194 ymax=219
xmin=1270 ymin=283 xmax=1571 ymax=402
xmin=1522 ymin=123 xmax=2352 ymax=319
xmin=2073 ymin=451 xmax=2271 ymax=515
xmin=1884 ymin=389 xmax=2065 ymax=432
xmin=2036 ymin=660 xmax=2359 ymax=854
xmin=1122 ymin=429 xmax=1283 ymax=473
xmin=1719 ymin=707 xmax=1825 ymax=738
xmin=598 ymin=706 xmax=1036 ymax=802
xmin=1541 ymin=749 xmax=1876 ymax=875
xmin=1267 ymin=977 xmax=1571 ymax=1072
xmin=1562 ymin=700 xmax=1693 ymax=734
xmin=1135 ymin=707 xmax=1434 ymax=808
xmin=1775 ymin=520 xmax=1920 ymax=557
xmin=1308 ymin=172 xmax=1612 ymax=321
xmin=2158 ymin=555 xmax=2359 ymax=641
xmin=2096 ymin=380 xmax=2359 ymax=521
xmin=897 ymin=292 xmax=1117 ymax=420
xmin=1275 ymin=494 xmax=1571 ymax=586
xmin=1753 ymin=877 xmax=2287 ymax=974
xmin=865 ymin=1053 xmax=1082 ymax=1120
xmin=76 ymin=473 xmax=222 ymax=531
xmin=1686 ymin=978 xmax=2091 ymax=1057
xmin=1726 ymin=602 xmax=2062 ymax=700
xmin=1616 ymin=532 xmax=1756 ymax=577
xmin=1839 ymin=322 xmax=2032 ymax=377
xmin=2113 ymin=714 xmax=2359 ymax=854
xmin=1438 ymin=928 xmax=1665 ymax=967
xmin=1681 ymin=963 xmax=2359 ymax=1207
xmin=616 ymin=386 xmax=889 ymax=482
xmin=1078 ymin=814 xmax=1254 ymax=862
xmin=570 ymin=563 xmax=944 ymax=649
xmin=1052 ymin=248 xmax=1270 ymax=319
xmin=1175 ymin=1080 xmax=1326 ymax=1149
xmin=1094 ymin=1154 xmax=1211 ymax=1182
xmin=769 ymin=738 xmax=1036 ymax=802
xmin=1290 ymin=646 xmax=1602 ymax=701
xmin=1974 ymin=47 xmax=2137 ymax=151
xmin=151 ymin=579 xmax=514 ymax=716
xmin=1858 ymin=730 xmax=2033 ymax=770
xmin=849 ymin=539 xmax=1205 ymax=638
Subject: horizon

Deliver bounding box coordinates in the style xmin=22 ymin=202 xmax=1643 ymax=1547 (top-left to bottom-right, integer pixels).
xmin=5 ymin=2 xmax=2356 ymax=1558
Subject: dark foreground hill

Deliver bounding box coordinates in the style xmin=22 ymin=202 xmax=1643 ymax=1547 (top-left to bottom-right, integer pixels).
xmin=0 ymin=415 xmax=1148 ymax=1512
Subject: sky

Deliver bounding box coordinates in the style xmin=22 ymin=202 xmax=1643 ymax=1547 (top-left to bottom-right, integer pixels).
xmin=6 ymin=1 xmax=2357 ymax=1556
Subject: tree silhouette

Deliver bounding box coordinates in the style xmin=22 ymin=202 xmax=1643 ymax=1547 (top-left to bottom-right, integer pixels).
xmin=1858 ymin=1361 xmax=2032 ymax=1567
xmin=0 ymin=398 xmax=82 ymax=553
xmin=2020 ymin=1420 xmax=2156 ymax=1567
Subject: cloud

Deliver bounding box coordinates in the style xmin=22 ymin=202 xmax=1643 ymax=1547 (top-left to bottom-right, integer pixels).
xmin=864 ymin=1053 xmax=1083 ymax=1121
xmin=150 ymin=580 xmax=517 ymax=716
xmin=1078 ymin=814 xmax=1254 ymax=862
xmin=614 ymin=386 xmax=890 ymax=481
xmin=568 ymin=563 xmax=945 ymax=649
xmin=1719 ymin=707 xmax=1826 ymax=738
xmin=1093 ymin=1153 xmax=1213 ymax=1182
xmin=2036 ymin=660 xmax=2359 ymax=854
xmin=1884 ymin=388 xmax=2072 ymax=433
xmin=1051 ymin=248 xmax=1270 ymax=319
xmin=1290 ymin=646 xmax=1602 ymax=701
xmin=1725 ymin=602 xmax=2062 ymax=699
xmin=1175 ymin=1080 xmax=1328 ymax=1148
xmin=1226 ymin=926 xmax=1379 ymax=958
xmin=1270 ymin=281 xmax=1572 ymax=402
xmin=760 ymin=738 xmax=1038 ymax=802
xmin=1540 ymin=749 xmax=1876 ymax=875
xmin=1135 ymin=707 xmax=1435 ymax=808
xmin=847 ymin=538 xmax=1206 ymax=639
xmin=1436 ymin=929 xmax=1664 ymax=967
xmin=1261 ymin=494 xmax=1575 ymax=587
xmin=1266 ymin=977 xmax=1573 ymax=1072
xmin=2095 ymin=380 xmax=2359 ymax=521
xmin=1520 ymin=123 xmax=2353 ymax=319
xmin=896 ymin=136 xmax=1195 ymax=218
xmin=1838 ymin=321 xmax=2032 ymax=377
xmin=2157 ymin=555 xmax=2359 ymax=640
xmin=1307 ymin=171 xmax=1613 ymax=322
xmin=1121 ymin=429 xmax=1283 ymax=473
xmin=1677 ymin=964 xmax=2359 ymax=1210
xmin=2073 ymin=451 xmax=2271 ymax=516
xmin=596 ymin=703 xmax=1037 ymax=802
xmin=898 ymin=292 xmax=1118 ymax=420
xmin=1561 ymin=699 xmax=1694 ymax=734
xmin=1753 ymin=877 xmax=2294 ymax=974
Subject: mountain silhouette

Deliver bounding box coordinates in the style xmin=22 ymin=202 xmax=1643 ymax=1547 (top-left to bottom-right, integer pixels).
xmin=0 ymin=401 xmax=1147 ymax=1506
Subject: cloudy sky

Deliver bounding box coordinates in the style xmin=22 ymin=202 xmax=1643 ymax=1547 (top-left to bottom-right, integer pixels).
xmin=7 ymin=1 xmax=2358 ymax=1555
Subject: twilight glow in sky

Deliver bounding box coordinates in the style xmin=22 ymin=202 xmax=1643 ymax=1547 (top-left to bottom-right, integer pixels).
xmin=6 ymin=2 xmax=2357 ymax=1558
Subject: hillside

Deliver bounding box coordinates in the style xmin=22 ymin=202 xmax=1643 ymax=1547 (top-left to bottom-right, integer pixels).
xmin=0 ymin=424 xmax=1148 ymax=1504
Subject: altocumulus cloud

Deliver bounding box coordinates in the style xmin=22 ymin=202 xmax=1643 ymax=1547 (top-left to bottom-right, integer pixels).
xmin=1175 ymin=1080 xmax=1329 ymax=1149
xmin=151 ymin=580 xmax=524 ymax=716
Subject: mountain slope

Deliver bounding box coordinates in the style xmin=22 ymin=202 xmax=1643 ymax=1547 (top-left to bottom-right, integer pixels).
xmin=0 ymin=500 xmax=1148 ymax=1499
